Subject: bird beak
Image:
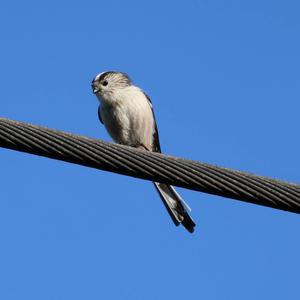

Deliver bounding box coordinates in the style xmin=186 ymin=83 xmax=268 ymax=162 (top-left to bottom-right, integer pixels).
xmin=92 ymin=83 xmax=100 ymax=94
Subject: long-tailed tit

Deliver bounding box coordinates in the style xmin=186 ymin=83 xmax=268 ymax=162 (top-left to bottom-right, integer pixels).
xmin=91 ymin=71 xmax=195 ymax=233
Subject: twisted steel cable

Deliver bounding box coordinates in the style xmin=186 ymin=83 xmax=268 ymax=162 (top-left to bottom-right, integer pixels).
xmin=1 ymin=117 xmax=300 ymax=214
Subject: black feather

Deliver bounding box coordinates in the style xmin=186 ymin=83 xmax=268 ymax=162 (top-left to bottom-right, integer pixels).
xmin=143 ymin=92 xmax=161 ymax=153
xmin=98 ymin=105 xmax=103 ymax=124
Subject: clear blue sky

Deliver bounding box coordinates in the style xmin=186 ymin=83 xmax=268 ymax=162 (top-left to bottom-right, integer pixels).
xmin=1 ymin=0 xmax=300 ymax=299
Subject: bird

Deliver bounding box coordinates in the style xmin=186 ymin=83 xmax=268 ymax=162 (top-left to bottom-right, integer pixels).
xmin=91 ymin=71 xmax=195 ymax=233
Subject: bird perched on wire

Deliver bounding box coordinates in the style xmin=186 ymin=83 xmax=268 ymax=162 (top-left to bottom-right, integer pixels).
xmin=91 ymin=71 xmax=195 ymax=233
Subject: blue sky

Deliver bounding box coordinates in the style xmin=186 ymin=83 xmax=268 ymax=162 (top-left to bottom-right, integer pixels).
xmin=1 ymin=0 xmax=300 ymax=299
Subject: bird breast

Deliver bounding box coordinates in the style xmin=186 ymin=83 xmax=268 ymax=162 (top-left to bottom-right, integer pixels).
xmin=100 ymin=87 xmax=155 ymax=149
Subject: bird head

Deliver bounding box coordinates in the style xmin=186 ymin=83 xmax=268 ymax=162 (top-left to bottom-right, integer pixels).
xmin=91 ymin=71 xmax=132 ymax=98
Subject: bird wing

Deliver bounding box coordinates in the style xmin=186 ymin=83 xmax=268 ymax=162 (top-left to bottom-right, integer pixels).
xmin=143 ymin=92 xmax=161 ymax=153
xmin=98 ymin=105 xmax=103 ymax=124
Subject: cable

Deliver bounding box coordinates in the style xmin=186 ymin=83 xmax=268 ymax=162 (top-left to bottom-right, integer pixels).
xmin=0 ymin=117 xmax=300 ymax=214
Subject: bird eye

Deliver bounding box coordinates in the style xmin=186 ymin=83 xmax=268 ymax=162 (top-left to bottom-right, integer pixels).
xmin=102 ymin=80 xmax=108 ymax=86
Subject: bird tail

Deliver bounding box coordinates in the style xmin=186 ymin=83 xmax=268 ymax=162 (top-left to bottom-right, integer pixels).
xmin=153 ymin=182 xmax=196 ymax=233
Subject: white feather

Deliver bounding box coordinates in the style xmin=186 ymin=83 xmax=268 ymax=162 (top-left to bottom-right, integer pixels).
xmin=99 ymin=86 xmax=155 ymax=149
